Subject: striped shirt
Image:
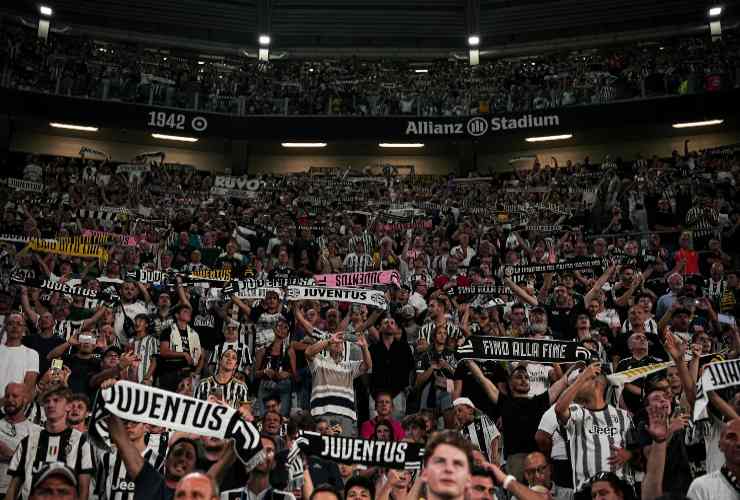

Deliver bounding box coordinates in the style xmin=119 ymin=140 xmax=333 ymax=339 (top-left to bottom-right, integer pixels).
xmin=564 ymin=403 xmax=633 ymax=491
xmin=130 ymin=335 xmax=159 ymax=383
xmin=459 ymin=414 xmax=500 ymax=463
xmin=195 ymin=376 xmax=249 ymax=408
xmin=98 ymin=433 xmax=168 ymax=500
xmin=348 ymin=231 xmax=376 ymax=254
xmin=309 ymin=353 xmax=366 ymax=421
xmin=209 ymin=341 xmax=253 ymax=375
xmin=418 ymin=320 xmax=463 ymax=344
xmin=8 ymin=427 xmax=95 ymax=500
xmin=342 ymin=253 xmax=375 ymax=273
xmin=686 ymin=206 xmax=719 ymax=237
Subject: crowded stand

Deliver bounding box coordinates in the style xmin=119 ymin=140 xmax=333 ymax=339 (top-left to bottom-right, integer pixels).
xmin=0 ymin=138 xmax=739 ymax=500
xmin=1 ymin=22 xmax=739 ymax=116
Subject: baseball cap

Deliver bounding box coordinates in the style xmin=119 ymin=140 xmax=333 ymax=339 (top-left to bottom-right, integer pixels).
xmin=30 ymin=463 xmax=77 ymax=494
xmin=452 ymin=397 xmax=476 ymax=408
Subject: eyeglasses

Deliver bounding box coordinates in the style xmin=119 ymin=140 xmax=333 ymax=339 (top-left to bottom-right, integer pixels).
xmin=524 ymin=465 xmax=548 ymax=476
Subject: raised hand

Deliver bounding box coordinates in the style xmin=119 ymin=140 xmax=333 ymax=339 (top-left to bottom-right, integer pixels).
xmin=646 ymin=404 xmax=669 ymax=443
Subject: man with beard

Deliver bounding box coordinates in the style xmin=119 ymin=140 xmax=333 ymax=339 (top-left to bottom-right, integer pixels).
xmin=688 ymin=418 xmax=740 ymax=500
xmin=99 ymin=419 xmax=168 ymax=500
xmin=113 ymin=281 xmax=150 ymax=345
xmin=417 ymin=297 xmax=462 ymax=353
xmin=0 ymin=384 xmax=39 ymax=498
xmin=108 ymin=414 xmax=198 ymax=500
xmin=6 ymin=385 xmax=94 ymax=500
xmin=65 ymin=394 xmax=89 ymax=433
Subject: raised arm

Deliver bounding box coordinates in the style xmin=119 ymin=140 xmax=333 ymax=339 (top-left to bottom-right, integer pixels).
xmin=555 ymin=362 xmax=598 ymax=424
xmin=584 ymin=263 xmax=616 ymax=305
xmin=108 ymin=414 xmax=145 ymax=479
xmin=504 ymin=277 xmax=538 ymax=306
xmin=466 ymin=359 xmax=500 ymax=404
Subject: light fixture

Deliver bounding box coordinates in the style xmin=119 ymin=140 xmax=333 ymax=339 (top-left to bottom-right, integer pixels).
xmin=281 ymin=142 xmax=327 ymax=148
xmin=709 ymin=6 xmax=723 ymax=16
xmin=672 ymin=119 xmax=724 ymax=128
xmin=49 ymin=122 xmax=98 ymax=132
xmin=414 ymin=69 xmax=429 ymax=73
xmin=379 ymin=143 xmax=425 ymax=148
xmin=468 ymin=35 xmax=480 ymax=46
xmin=259 ymin=34 xmax=271 ymax=46
xmin=197 ymin=60 xmax=205 ymax=65
xmin=39 ymin=5 xmax=53 ymax=16
xmin=525 ymin=134 xmax=573 ymax=143
xmin=151 ymin=133 xmax=199 ymax=142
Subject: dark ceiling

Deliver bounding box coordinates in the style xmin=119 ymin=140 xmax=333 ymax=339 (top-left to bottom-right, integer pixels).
xmin=3 ymin=0 xmax=738 ymax=50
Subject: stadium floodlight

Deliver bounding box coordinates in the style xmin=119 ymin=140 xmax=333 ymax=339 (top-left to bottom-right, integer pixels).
xmin=672 ymin=119 xmax=724 ymax=128
xmin=49 ymin=122 xmax=98 ymax=132
xmin=525 ymin=134 xmax=573 ymax=143
xmin=709 ymin=6 xmax=723 ymax=16
xmin=39 ymin=5 xmax=53 ymax=16
xmin=152 ymin=133 xmax=199 ymax=142
xmin=259 ymin=34 xmax=271 ymax=46
xmin=414 ymin=69 xmax=429 ymax=73
xmin=468 ymin=35 xmax=480 ymax=46
xmin=281 ymin=142 xmax=327 ymax=148
xmin=379 ymin=143 xmax=425 ymax=148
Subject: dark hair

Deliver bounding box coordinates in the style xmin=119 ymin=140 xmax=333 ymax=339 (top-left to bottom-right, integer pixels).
xmin=68 ymin=393 xmax=91 ymax=409
xmin=344 ymin=476 xmax=375 ymax=499
xmin=471 ymin=465 xmax=496 ymax=482
xmin=588 ymin=472 xmax=635 ymax=500
xmin=41 ymin=385 xmax=73 ymax=403
xmin=309 ymin=484 xmax=342 ymax=500
xmin=423 ymin=430 xmax=475 ymax=472
xmin=372 ymin=418 xmax=396 ymax=441
xmin=373 ymin=390 xmax=393 ymax=402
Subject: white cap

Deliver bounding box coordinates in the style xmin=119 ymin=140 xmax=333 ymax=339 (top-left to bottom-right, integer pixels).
xmin=453 ymin=397 xmax=476 ymax=408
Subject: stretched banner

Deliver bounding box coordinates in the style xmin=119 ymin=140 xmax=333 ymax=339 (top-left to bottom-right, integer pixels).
xmin=127 ymin=270 xmax=169 ymax=284
xmin=375 ymin=220 xmax=433 ymax=232
xmin=223 ymin=278 xmax=315 ymax=294
xmin=6 ymin=178 xmax=44 ymax=192
xmin=694 ymin=358 xmax=740 ymax=420
xmin=12 ymin=275 xmax=119 ymax=304
xmin=89 ymin=381 xmax=263 ymax=468
xmin=446 ymin=284 xmax=510 ymax=300
xmin=314 ymin=270 xmax=401 ymax=288
xmin=503 ymin=258 xmax=607 ymax=277
xmin=28 ymin=238 xmax=109 ymax=263
xmin=295 ymin=431 xmax=423 ymax=470
xmin=606 ymin=361 xmax=675 ymax=386
xmin=455 ymin=335 xmax=590 ymax=364
xmin=82 ymin=230 xmax=141 ymax=246
xmin=286 ymin=286 xmax=388 ymax=310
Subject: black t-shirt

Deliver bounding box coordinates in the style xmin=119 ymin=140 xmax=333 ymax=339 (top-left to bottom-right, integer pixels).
xmin=63 ymin=351 xmax=102 ymax=397
xmin=545 ymin=301 xmax=584 ymax=340
xmin=453 ymin=361 xmax=507 ymax=419
xmin=497 ymin=392 xmax=551 ymax=458
xmin=134 ymin=462 xmax=173 ymax=500
xmin=615 ymin=355 xmax=662 ymax=414
xmin=23 ymin=334 xmax=66 ymax=375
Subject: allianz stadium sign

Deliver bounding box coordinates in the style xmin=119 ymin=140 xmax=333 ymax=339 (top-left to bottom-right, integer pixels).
xmin=404 ymin=114 xmax=560 ymax=137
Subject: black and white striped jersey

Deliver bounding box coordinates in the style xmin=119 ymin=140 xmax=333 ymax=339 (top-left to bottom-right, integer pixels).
xmin=209 ymin=341 xmax=254 ymax=376
xmin=195 ymin=376 xmax=249 ymax=408
xmin=97 ymin=433 xmax=168 ymax=500
xmin=459 ymin=414 xmax=501 ymax=464
xmin=563 ymin=403 xmax=633 ymax=491
xmin=8 ymin=427 xmax=94 ymax=500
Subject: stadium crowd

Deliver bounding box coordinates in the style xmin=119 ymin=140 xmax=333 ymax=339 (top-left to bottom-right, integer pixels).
xmin=1 ymin=22 xmax=739 ymax=116
xmin=0 ymin=139 xmax=739 ymax=500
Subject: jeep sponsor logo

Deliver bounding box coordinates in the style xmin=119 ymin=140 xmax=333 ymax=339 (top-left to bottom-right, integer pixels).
xmin=404 ymin=114 xmax=560 ymax=137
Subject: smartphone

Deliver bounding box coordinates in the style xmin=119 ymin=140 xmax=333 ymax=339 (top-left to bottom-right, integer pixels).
xmin=51 ymin=359 xmax=64 ymax=371
xmin=79 ymin=334 xmax=95 ymax=344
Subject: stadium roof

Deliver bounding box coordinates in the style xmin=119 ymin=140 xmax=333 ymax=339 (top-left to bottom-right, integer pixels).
xmin=3 ymin=0 xmax=737 ymax=55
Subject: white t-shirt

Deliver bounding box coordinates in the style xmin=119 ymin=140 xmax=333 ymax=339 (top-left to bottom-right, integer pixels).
xmin=527 ymin=363 xmax=553 ymax=397
xmin=0 ymin=419 xmax=40 ymax=493
xmin=0 ymin=345 xmax=39 ymax=396
xmin=687 ymin=471 xmax=738 ymax=500
xmin=538 ymin=405 xmax=567 ymax=460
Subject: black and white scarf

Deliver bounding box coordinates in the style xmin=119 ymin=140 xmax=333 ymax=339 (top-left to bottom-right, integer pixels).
xmin=721 ymin=466 xmax=740 ymax=494
xmin=456 ymin=335 xmax=591 ymax=364
xmin=90 ymin=381 xmax=263 ymax=467
xmin=286 ymin=286 xmax=388 ymax=309
xmin=12 ymin=274 xmax=120 ymax=304
xmin=694 ymin=358 xmax=740 ymax=420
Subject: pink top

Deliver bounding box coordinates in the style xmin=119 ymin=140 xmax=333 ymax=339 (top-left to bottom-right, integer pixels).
xmin=360 ymin=417 xmax=406 ymax=440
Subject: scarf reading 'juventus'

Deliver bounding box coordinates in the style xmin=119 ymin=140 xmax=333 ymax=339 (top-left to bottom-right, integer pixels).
xmin=11 ymin=275 xmax=120 ymax=304
xmin=313 ymin=270 xmax=401 ymax=288
xmin=694 ymin=358 xmax=740 ymax=420
xmin=5 ymin=178 xmax=45 ymax=192
xmin=286 ymin=286 xmax=388 ymax=309
xmin=90 ymin=381 xmax=263 ymax=468
xmin=293 ymin=431 xmax=424 ymax=470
